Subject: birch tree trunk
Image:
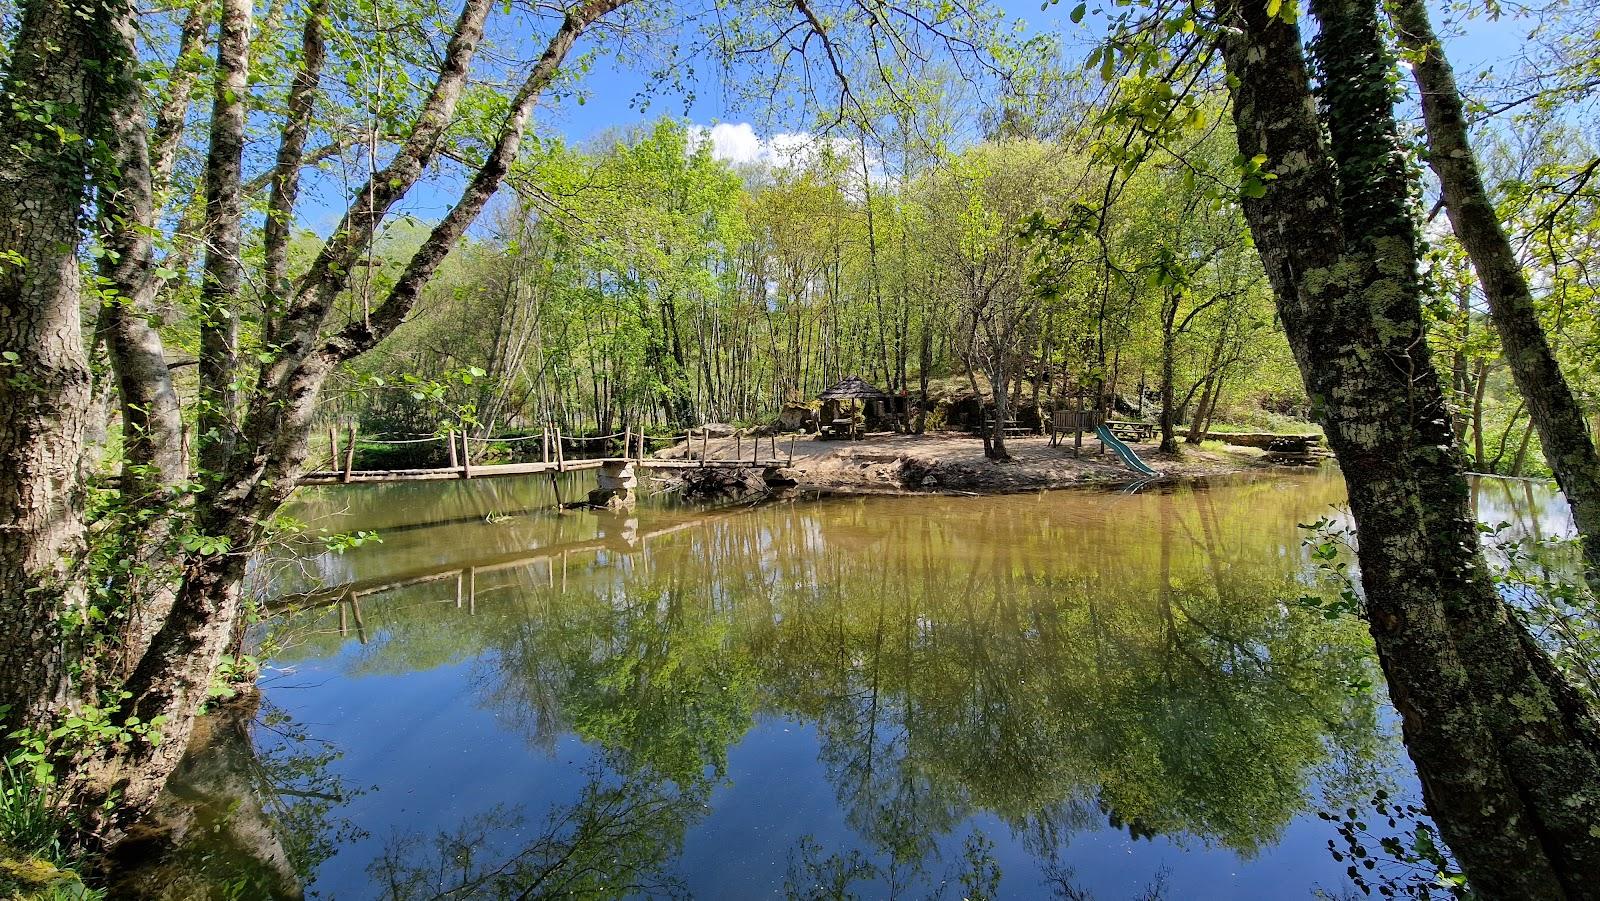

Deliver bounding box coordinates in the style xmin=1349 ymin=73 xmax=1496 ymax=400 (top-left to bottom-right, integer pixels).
xmin=196 ymin=0 xmax=252 ymax=475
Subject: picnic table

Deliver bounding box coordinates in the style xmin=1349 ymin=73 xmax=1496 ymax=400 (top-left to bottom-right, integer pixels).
xmin=1105 ymin=419 xmax=1156 ymax=442
xmin=819 ymin=418 xmax=859 ymax=439
xmin=981 ymin=417 xmax=1032 ymax=438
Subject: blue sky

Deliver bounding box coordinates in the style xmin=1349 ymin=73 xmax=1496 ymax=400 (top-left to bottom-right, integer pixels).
xmin=335 ymin=0 xmax=1534 ymax=235
xmin=540 ymin=0 xmax=1079 ymax=150
xmin=536 ymin=0 xmax=1528 ymax=153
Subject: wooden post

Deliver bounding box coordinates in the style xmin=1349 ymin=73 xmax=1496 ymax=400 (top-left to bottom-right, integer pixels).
xmin=700 ymin=428 xmax=708 ymax=465
xmin=789 ymin=432 xmax=796 ymax=465
xmin=623 ymin=427 xmax=631 ymax=464
xmin=329 ymin=426 xmax=339 ymax=472
xmin=555 ymin=428 xmax=566 ymax=472
xmin=461 ymin=430 xmax=472 ymax=479
xmin=735 ymin=432 xmax=742 ymax=463
xmin=548 ymin=471 xmax=564 ymax=509
xmin=447 ymin=429 xmax=458 ymax=468
xmin=1074 ymin=413 xmax=1083 ymax=459
xmin=342 ymin=424 xmax=356 ymax=483
xmin=351 ymin=594 xmax=367 ymax=644
xmin=541 ymin=425 xmax=550 ymax=464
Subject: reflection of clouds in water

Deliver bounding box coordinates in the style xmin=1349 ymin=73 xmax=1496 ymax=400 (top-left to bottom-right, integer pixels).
xmin=1471 ymin=475 xmax=1574 ymax=544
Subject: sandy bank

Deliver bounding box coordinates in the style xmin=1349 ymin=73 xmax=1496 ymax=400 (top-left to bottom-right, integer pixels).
xmin=658 ymin=432 xmax=1275 ymax=495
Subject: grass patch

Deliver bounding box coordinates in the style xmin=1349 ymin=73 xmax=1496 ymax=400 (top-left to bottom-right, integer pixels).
xmin=0 ymin=763 xmax=101 ymax=900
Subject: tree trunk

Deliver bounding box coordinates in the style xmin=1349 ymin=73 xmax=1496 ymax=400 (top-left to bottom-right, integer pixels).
xmin=95 ymin=0 xmax=190 ymax=678
xmin=0 ymin=0 xmax=107 ymax=736
xmin=197 ymin=0 xmax=252 ymax=475
xmin=1471 ymin=358 xmax=1490 ymax=468
xmin=77 ymin=546 xmax=251 ymax=835
xmin=1512 ymin=419 xmax=1536 ymax=477
xmin=1392 ymin=0 xmax=1600 ymax=589
xmin=1185 ymin=376 xmax=1214 ymax=446
xmin=916 ymin=313 xmax=931 ymax=434
xmin=988 ymin=360 xmax=1009 ymax=461
xmin=1222 ymin=0 xmax=1600 ymax=892
xmin=1449 ymin=285 xmax=1471 ymax=442
xmin=1158 ymin=323 xmax=1178 ymax=454
xmin=261 ymin=0 xmax=327 ymax=327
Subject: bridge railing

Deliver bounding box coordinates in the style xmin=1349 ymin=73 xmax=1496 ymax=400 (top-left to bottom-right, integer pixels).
xmin=310 ymin=422 xmax=797 ymax=482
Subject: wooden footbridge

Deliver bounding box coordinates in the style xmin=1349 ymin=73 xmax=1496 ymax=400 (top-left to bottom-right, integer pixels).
xmin=300 ymin=425 xmax=795 ymax=486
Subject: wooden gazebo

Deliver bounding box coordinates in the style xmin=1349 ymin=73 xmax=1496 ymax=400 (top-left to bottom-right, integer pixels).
xmin=817 ymin=376 xmax=891 ymax=438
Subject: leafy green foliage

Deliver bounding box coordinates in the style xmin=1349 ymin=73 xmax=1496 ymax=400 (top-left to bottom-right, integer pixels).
xmin=1319 ymin=790 xmax=1467 ymax=899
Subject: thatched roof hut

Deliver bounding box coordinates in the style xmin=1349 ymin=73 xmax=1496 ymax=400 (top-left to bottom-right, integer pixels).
xmin=818 ymin=375 xmax=889 ymax=401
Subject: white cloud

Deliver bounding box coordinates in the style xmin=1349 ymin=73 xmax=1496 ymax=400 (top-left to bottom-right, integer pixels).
xmin=688 ymin=122 xmax=851 ymax=170
xmin=694 ymin=122 xmax=766 ymax=164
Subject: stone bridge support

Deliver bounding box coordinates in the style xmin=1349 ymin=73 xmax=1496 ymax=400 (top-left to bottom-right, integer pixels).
xmin=588 ymin=461 xmax=637 ymax=509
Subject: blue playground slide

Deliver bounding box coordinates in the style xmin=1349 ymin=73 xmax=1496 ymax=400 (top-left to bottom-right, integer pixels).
xmin=1095 ymin=425 xmax=1160 ymax=478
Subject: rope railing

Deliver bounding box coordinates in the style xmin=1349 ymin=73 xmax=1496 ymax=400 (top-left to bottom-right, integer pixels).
xmin=462 ymin=433 xmax=546 ymax=444
xmin=310 ymin=421 xmax=795 ymax=484
xmin=358 ymin=435 xmax=442 ymax=445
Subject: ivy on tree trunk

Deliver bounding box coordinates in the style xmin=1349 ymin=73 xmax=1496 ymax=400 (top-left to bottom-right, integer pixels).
xmin=1220 ymin=0 xmax=1600 ymax=891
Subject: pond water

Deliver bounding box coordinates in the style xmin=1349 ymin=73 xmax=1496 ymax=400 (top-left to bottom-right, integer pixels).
xmin=122 ymin=468 xmax=1575 ymax=899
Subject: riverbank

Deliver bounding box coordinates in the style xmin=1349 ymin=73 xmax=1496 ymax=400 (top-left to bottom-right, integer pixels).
xmin=658 ymin=432 xmax=1276 ymax=495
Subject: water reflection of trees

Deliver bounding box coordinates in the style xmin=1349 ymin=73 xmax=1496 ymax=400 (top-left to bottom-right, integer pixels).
xmin=367 ymin=760 xmax=705 ymax=900
xmin=109 ymin=698 xmax=366 ymax=899
xmin=247 ymin=477 xmax=1386 ymax=896
xmin=734 ymin=495 xmax=1377 ymax=892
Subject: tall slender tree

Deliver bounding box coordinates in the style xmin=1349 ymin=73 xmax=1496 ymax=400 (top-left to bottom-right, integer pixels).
xmin=1390 ymin=0 xmax=1600 ymax=592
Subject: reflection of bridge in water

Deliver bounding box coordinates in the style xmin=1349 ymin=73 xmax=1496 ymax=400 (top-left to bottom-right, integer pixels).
xmin=270 ymin=505 xmax=751 ymax=618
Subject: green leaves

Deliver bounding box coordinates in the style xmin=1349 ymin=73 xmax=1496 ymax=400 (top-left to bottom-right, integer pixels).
xmin=1234 ymin=152 xmax=1278 ymax=200
xmin=179 ymin=532 xmax=232 ymax=556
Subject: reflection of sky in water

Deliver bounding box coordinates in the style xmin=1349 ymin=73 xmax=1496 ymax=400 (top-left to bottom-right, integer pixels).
xmin=1470 ymin=475 xmax=1574 ymax=542
xmin=153 ymin=468 xmax=1571 ymax=899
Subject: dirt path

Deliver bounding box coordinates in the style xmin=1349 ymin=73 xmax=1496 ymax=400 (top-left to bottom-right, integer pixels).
xmin=659 ymin=431 xmax=1271 ymax=494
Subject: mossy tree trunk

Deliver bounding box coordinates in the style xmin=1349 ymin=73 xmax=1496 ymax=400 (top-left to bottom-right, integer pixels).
xmin=0 ymin=0 xmax=114 ymax=733
xmin=1220 ymin=0 xmax=1600 ymax=892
